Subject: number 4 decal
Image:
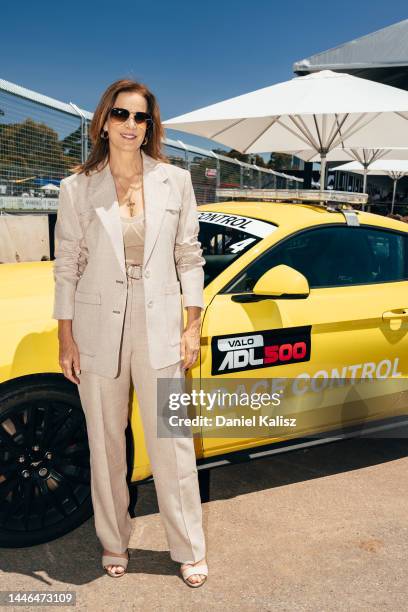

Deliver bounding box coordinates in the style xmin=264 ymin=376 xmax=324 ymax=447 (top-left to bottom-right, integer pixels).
xmin=228 ymin=237 xmax=257 ymax=253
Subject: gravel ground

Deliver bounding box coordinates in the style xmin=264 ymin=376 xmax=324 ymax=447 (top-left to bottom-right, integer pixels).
xmin=1 ymin=434 xmax=408 ymax=612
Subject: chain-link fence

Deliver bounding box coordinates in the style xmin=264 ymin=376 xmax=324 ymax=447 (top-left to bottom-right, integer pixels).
xmin=0 ymin=77 xmax=302 ymax=212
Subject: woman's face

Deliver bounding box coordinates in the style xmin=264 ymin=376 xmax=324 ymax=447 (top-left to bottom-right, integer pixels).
xmin=103 ymin=91 xmax=149 ymax=154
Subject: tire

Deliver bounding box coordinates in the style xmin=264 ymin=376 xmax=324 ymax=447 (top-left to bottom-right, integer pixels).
xmin=0 ymin=377 xmax=93 ymax=548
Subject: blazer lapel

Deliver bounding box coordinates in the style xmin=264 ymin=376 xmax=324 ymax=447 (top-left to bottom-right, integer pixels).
xmin=87 ymin=149 xmax=171 ymax=275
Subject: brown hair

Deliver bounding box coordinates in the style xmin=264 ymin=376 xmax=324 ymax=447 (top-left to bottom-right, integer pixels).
xmin=70 ymin=78 xmax=169 ymax=175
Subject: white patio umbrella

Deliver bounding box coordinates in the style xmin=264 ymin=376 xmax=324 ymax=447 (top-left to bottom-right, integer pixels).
xmin=291 ymin=147 xmax=408 ymax=192
xmin=163 ymin=70 xmax=408 ymax=188
xmin=332 ymin=159 xmax=408 ymax=214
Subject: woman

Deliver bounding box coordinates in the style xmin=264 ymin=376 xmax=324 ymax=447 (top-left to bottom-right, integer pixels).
xmin=52 ymin=78 xmax=208 ymax=587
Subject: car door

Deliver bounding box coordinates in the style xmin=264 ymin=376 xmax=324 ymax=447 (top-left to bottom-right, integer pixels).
xmin=200 ymin=222 xmax=408 ymax=457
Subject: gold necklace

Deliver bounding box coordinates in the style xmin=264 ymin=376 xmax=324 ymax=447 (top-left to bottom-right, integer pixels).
xmin=117 ymin=170 xmax=144 ymax=217
xmin=122 ymin=180 xmax=143 ymax=217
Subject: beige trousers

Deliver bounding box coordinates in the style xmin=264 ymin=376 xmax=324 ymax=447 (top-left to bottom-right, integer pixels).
xmin=76 ymin=268 xmax=206 ymax=564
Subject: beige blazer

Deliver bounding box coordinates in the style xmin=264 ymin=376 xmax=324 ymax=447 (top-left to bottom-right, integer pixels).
xmin=52 ymin=149 xmax=205 ymax=377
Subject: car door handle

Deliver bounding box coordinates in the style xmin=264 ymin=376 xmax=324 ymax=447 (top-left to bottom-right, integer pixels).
xmin=382 ymin=308 xmax=408 ymax=321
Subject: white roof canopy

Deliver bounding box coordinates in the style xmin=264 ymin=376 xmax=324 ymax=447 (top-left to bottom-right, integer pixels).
xmin=293 ymin=19 xmax=408 ymax=74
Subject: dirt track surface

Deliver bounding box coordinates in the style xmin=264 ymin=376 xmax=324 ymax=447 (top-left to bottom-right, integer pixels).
xmin=1 ymin=434 xmax=408 ymax=611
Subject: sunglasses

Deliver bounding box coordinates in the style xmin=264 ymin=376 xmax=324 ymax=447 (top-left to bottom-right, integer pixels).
xmin=109 ymin=107 xmax=153 ymax=125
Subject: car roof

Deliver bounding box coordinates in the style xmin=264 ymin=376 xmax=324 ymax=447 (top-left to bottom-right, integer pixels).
xmin=197 ymin=201 xmax=408 ymax=233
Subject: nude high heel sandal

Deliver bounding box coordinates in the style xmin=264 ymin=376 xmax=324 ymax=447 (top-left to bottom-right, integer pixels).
xmin=180 ymin=562 xmax=208 ymax=588
xmin=102 ymin=549 xmax=130 ymax=577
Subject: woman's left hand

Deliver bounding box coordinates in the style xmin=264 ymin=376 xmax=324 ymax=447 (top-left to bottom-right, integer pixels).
xmin=180 ymin=324 xmax=200 ymax=370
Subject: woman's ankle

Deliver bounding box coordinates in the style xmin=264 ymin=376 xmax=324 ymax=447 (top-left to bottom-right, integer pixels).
xmin=181 ymin=556 xmax=206 ymax=567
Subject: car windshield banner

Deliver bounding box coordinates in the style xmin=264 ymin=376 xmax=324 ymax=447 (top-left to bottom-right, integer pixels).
xmin=198 ymin=211 xmax=277 ymax=238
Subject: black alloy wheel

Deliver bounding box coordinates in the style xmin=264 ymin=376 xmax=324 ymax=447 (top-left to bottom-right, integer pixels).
xmin=0 ymin=378 xmax=93 ymax=548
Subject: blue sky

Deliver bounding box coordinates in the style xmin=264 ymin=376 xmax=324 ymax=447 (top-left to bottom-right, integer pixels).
xmin=2 ymin=1 xmax=408 ymax=154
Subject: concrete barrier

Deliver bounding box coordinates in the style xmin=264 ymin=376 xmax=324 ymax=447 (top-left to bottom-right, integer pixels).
xmin=0 ymin=214 xmax=50 ymax=263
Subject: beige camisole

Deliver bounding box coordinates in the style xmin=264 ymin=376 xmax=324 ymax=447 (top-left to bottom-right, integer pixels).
xmin=121 ymin=210 xmax=145 ymax=265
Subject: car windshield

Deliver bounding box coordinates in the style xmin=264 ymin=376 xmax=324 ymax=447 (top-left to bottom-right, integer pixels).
xmin=197 ymin=210 xmax=278 ymax=286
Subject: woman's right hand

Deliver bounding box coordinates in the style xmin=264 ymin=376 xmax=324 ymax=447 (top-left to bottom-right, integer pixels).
xmin=58 ymin=321 xmax=81 ymax=385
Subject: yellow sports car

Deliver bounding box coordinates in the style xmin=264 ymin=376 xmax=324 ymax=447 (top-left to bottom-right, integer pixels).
xmin=1 ymin=190 xmax=407 ymax=547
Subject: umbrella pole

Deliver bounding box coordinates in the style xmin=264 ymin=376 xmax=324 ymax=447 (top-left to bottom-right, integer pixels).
xmin=391 ymin=179 xmax=397 ymax=215
xmin=361 ymin=167 xmax=368 ymax=212
xmin=363 ymin=169 xmax=367 ymax=193
xmin=319 ymin=153 xmax=327 ymax=192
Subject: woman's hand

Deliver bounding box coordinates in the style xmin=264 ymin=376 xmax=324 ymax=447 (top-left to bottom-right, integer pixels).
xmin=180 ymin=325 xmax=200 ymax=370
xmin=58 ymin=321 xmax=81 ymax=385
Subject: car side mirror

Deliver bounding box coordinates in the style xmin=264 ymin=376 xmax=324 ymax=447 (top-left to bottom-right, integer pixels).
xmin=252 ymin=264 xmax=310 ymax=299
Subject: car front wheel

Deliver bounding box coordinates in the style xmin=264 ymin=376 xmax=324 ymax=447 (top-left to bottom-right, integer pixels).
xmin=0 ymin=378 xmax=92 ymax=548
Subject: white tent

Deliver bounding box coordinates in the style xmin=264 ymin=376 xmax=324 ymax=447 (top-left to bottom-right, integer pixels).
xmin=40 ymin=183 xmax=60 ymax=192
xmin=163 ymin=70 xmax=408 ymax=188
xmin=332 ymin=159 xmax=408 ymax=214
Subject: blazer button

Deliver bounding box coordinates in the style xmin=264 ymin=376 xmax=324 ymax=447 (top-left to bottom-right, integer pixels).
xmin=147 ymin=300 xmax=153 ymax=308
xmin=145 ymin=270 xmax=150 ymax=278
xmin=116 ymin=280 xmax=124 ymax=284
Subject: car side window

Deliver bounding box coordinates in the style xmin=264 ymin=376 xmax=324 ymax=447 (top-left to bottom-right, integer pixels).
xmin=225 ymin=225 xmax=408 ymax=293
